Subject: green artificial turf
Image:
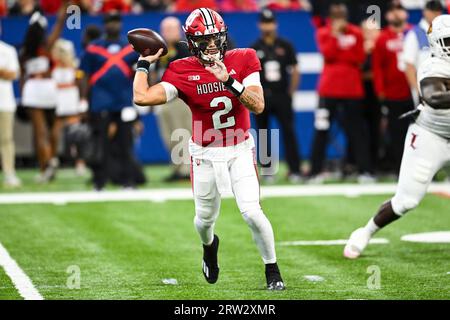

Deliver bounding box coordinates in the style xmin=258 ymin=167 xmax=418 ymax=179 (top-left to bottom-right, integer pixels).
xmin=0 ymin=192 xmax=448 ymax=300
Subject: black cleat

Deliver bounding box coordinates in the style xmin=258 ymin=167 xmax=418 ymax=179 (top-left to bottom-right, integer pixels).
xmin=202 ymin=235 xmax=219 ymax=284
xmin=265 ymin=263 xmax=285 ymax=291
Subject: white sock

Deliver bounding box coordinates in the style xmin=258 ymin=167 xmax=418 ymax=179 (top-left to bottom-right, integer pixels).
xmin=194 ymin=216 xmax=214 ymax=246
xmin=242 ymin=210 xmax=276 ymax=264
xmin=364 ymin=218 xmax=380 ymax=236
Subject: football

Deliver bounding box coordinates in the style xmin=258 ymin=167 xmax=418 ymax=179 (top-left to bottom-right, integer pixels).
xmin=127 ymin=28 xmax=168 ymax=57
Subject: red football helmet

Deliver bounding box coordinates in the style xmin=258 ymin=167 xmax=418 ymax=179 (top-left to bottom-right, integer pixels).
xmin=183 ymin=8 xmax=228 ymax=63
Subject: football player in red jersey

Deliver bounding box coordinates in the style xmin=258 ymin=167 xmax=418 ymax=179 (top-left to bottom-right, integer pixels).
xmin=133 ymin=8 xmax=284 ymax=290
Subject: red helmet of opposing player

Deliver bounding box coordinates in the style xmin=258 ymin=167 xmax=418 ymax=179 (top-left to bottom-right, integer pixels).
xmin=183 ymin=8 xmax=228 ymax=63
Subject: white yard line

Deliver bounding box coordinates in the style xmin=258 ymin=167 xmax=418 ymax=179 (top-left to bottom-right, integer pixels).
xmin=279 ymin=238 xmax=390 ymax=246
xmin=0 ymin=183 xmax=449 ymax=205
xmin=0 ymin=241 xmax=43 ymax=300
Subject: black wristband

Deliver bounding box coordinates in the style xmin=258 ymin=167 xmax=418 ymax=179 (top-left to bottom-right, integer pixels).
xmin=223 ymin=76 xmax=245 ymax=97
xmin=224 ymin=76 xmax=234 ymax=87
xmin=137 ymin=60 xmax=151 ymax=70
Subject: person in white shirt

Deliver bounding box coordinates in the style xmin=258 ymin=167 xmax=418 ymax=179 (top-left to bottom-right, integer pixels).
xmin=20 ymin=7 xmax=67 ymax=184
xmin=51 ymin=39 xmax=88 ymax=177
xmin=0 ymin=36 xmax=21 ymax=188
xmin=402 ymin=0 xmax=443 ymax=102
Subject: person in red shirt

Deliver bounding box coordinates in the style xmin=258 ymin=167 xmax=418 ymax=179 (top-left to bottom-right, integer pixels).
xmin=133 ymin=8 xmax=285 ymax=291
xmin=266 ymin=0 xmax=302 ymax=11
xmin=100 ymin=0 xmax=131 ymax=13
xmin=20 ymin=5 xmax=69 ymax=183
xmin=40 ymin=0 xmax=62 ymax=15
xmin=0 ymin=0 xmax=7 ymax=16
xmin=309 ymin=2 xmax=373 ymax=183
xmin=173 ymin=0 xmax=218 ymax=12
xmin=372 ymin=2 xmax=413 ymax=174
xmin=220 ymin=0 xmax=258 ymax=12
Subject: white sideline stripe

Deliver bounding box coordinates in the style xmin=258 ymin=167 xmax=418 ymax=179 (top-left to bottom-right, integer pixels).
xmin=297 ymin=53 xmax=323 ymax=74
xmin=400 ymin=231 xmax=450 ymax=243
xmin=293 ymin=91 xmax=318 ymax=111
xmin=0 ymin=183 xmax=448 ymax=204
xmin=0 ymin=242 xmax=43 ymax=300
xmin=279 ymin=238 xmax=389 ymax=246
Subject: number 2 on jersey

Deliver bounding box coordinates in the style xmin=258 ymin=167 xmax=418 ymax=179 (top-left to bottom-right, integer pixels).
xmin=210 ymin=96 xmax=236 ymax=130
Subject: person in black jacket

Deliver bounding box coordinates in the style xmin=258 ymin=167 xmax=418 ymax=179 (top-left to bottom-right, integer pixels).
xmin=251 ymin=8 xmax=302 ymax=183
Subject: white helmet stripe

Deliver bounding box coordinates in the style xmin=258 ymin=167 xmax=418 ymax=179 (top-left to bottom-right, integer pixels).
xmin=199 ymin=8 xmax=214 ymax=28
xmin=198 ymin=8 xmax=208 ymax=27
xmin=205 ymin=8 xmax=215 ymax=28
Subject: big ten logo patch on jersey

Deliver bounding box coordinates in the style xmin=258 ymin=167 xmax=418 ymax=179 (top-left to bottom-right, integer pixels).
xmin=337 ymin=34 xmax=357 ymax=49
xmin=189 ymin=75 xmax=201 ymax=81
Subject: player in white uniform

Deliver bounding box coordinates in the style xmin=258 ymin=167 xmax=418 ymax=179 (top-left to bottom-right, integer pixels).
xmin=344 ymin=15 xmax=450 ymax=259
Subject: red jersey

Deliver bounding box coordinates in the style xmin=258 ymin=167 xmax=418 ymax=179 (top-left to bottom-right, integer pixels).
xmin=372 ymin=26 xmax=412 ymax=101
xmin=316 ymin=23 xmax=366 ymax=99
xmin=161 ymin=48 xmax=261 ymax=147
xmin=175 ymin=0 xmax=218 ymax=12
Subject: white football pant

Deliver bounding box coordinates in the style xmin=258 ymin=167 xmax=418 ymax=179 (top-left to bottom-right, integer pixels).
xmin=190 ymin=136 xmax=277 ymax=264
xmin=391 ymin=123 xmax=450 ymax=215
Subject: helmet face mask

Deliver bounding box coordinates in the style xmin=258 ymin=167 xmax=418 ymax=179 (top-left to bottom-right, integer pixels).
xmin=435 ymin=36 xmax=450 ymax=59
xmin=183 ymin=8 xmax=228 ymax=64
xmin=428 ymin=15 xmax=450 ymax=61
xmin=187 ymin=32 xmax=227 ymax=63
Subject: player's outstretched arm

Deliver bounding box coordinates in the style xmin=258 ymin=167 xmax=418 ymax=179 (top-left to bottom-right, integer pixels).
xmin=133 ymin=48 xmax=168 ymax=106
xmin=205 ymin=58 xmax=264 ymax=114
xmin=420 ymin=77 xmax=450 ymax=110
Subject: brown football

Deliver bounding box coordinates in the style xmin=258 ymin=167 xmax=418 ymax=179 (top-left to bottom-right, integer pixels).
xmin=127 ymin=28 xmax=168 ymax=57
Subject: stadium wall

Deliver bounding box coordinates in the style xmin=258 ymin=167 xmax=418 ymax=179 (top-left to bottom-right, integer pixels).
xmin=1 ymin=10 xmax=422 ymax=164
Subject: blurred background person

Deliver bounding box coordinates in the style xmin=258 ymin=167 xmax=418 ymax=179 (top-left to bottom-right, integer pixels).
xmin=150 ymin=16 xmax=191 ymax=182
xmin=266 ymin=0 xmax=310 ymax=11
xmin=8 ymin=0 xmax=39 ymax=16
xmin=311 ymin=0 xmax=389 ymax=29
xmin=99 ymin=0 xmax=132 ymax=13
xmin=172 ymin=0 xmax=218 ymax=12
xmin=133 ymin=0 xmax=170 ymax=12
xmin=19 ymin=4 xmax=68 ymax=183
xmin=402 ymin=0 xmax=443 ymax=104
xmin=40 ymin=0 xmax=95 ymax=15
xmin=81 ymin=24 xmax=103 ymax=51
xmin=309 ymin=2 xmax=373 ymax=184
xmin=0 ymin=25 xmax=21 ymax=187
xmin=252 ymin=8 xmax=302 ymax=183
xmin=51 ymin=38 xmax=88 ymax=177
xmin=80 ymin=12 xmax=141 ymax=190
xmin=220 ymin=0 xmax=258 ymax=12
xmin=361 ymin=18 xmax=382 ymax=173
xmin=372 ymin=1 xmax=413 ymax=175
xmin=0 ymin=0 xmax=6 ymax=16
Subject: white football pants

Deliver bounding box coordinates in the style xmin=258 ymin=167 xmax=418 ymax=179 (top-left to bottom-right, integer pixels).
xmin=190 ymin=136 xmax=277 ymax=264
xmin=391 ymin=123 xmax=450 ymax=215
